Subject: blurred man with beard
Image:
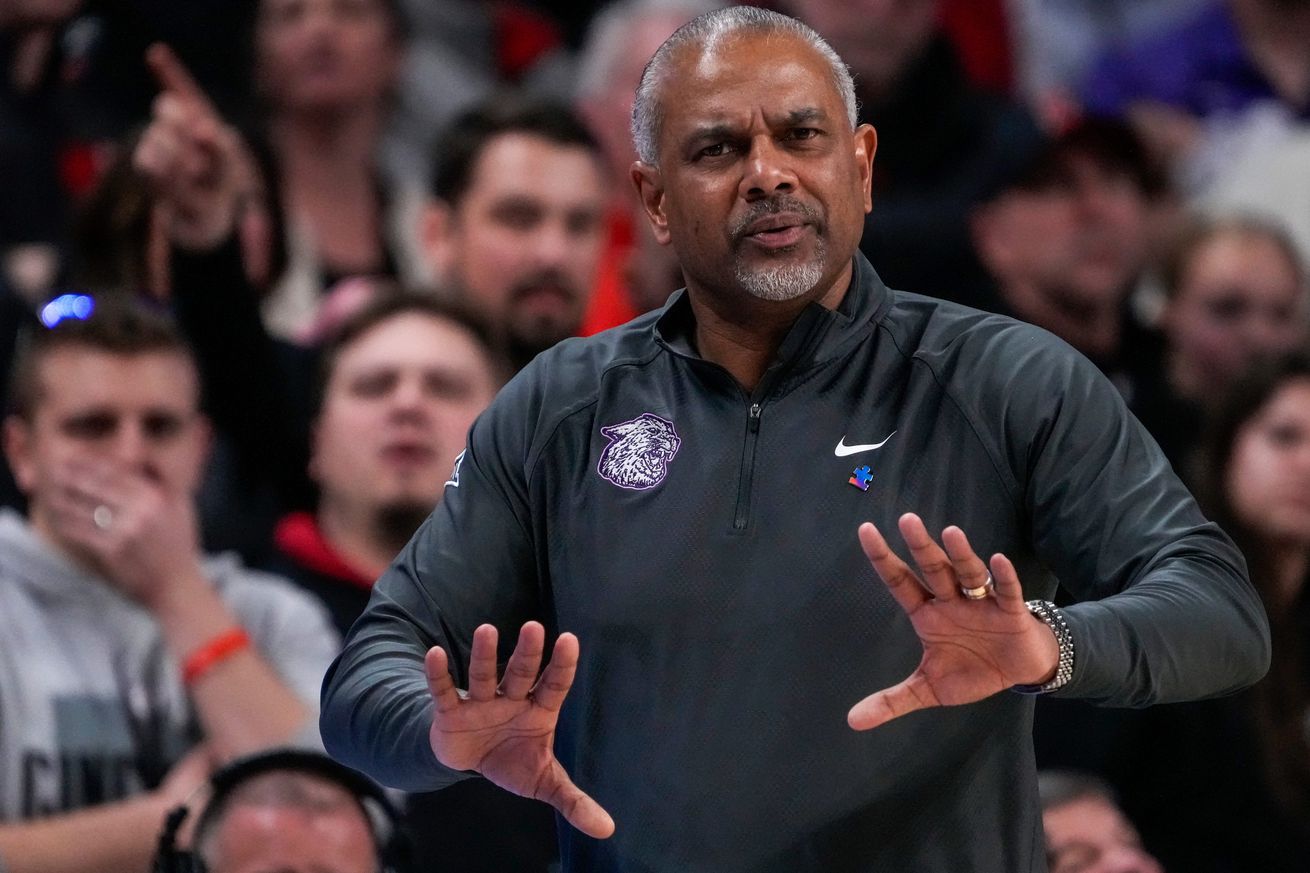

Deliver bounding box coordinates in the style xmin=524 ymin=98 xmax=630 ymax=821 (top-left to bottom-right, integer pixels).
xmin=268 ymin=293 xmax=501 ymax=636
xmin=267 ymin=294 xmax=563 ymax=872
xmin=421 ymin=99 xmax=608 ymax=372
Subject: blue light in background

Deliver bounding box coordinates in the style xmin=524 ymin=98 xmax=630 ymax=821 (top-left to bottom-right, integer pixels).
xmin=40 ymin=294 xmax=95 ymax=328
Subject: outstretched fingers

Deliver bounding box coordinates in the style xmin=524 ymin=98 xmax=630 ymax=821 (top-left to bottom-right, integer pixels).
xmin=424 ymin=647 xmax=461 ymax=714
xmin=941 ymin=525 xmax=991 ymax=596
xmin=858 ymin=522 xmax=929 ymax=612
xmin=499 ymin=621 xmax=546 ymax=700
xmin=466 ymin=624 xmax=501 ymax=702
xmin=539 ymin=760 xmax=616 ymax=839
xmin=847 ymin=672 xmax=939 ymax=732
xmin=530 ymin=632 xmax=580 ymax=713
xmin=988 ymin=552 xmax=1026 ymax=610
xmin=898 ymin=513 xmax=959 ymax=600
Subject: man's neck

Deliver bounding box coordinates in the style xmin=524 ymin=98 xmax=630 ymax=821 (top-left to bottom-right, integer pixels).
xmin=316 ymin=500 xmax=400 ymax=580
xmin=1000 ymin=280 xmax=1122 ymax=362
xmin=687 ymin=264 xmax=851 ymax=393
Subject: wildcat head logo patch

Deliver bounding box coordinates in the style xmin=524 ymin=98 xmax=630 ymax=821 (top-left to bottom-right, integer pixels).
xmin=597 ymin=413 xmax=681 ymax=490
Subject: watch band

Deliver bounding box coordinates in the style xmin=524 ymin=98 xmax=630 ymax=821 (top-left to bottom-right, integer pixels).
xmin=1011 ymin=599 xmax=1075 ymax=694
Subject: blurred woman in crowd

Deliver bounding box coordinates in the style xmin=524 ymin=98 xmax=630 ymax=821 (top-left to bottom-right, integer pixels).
xmin=1200 ymin=351 xmax=1310 ymax=815
xmin=1134 ymin=214 xmax=1307 ymax=470
xmin=1122 ymin=351 xmax=1310 ymax=872
xmin=1161 ymin=217 xmax=1307 ymax=411
xmin=249 ymin=0 xmax=427 ymax=340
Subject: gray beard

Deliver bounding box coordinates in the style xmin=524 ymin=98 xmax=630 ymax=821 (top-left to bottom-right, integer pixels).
xmin=734 ymin=246 xmax=826 ymax=301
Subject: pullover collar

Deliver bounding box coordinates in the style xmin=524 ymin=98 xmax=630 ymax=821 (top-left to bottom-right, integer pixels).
xmin=652 ymin=251 xmax=891 ymax=389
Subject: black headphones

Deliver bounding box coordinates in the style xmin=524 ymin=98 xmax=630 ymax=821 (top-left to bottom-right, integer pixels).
xmin=152 ymin=749 xmax=409 ymax=873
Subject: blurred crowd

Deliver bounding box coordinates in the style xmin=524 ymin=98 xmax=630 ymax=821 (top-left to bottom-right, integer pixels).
xmin=1 ymin=0 xmax=1309 ymax=871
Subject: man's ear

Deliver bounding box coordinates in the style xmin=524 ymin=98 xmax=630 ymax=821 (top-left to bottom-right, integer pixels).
xmin=631 ymin=161 xmax=671 ymax=246
xmin=2 ymin=415 xmax=36 ymax=495
xmin=854 ymin=124 xmax=878 ymax=214
xmin=420 ymin=198 xmax=457 ymax=285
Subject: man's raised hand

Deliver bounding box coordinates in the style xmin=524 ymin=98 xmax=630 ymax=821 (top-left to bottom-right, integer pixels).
xmin=133 ymin=43 xmax=258 ymax=250
xmin=847 ymin=513 xmax=1060 ymax=731
xmin=425 ymin=622 xmax=615 ymax=839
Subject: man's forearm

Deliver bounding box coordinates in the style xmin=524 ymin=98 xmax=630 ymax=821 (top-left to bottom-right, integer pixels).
xmin=320 ymin=603 xmax=473 ymax=792
xmin=0 ymin=794 xmax=169 ymax=873
xmin=151 ymin=573 xmax=309 ymax=760
xmin=1058 ymin=536 xmax=1271 ymax=706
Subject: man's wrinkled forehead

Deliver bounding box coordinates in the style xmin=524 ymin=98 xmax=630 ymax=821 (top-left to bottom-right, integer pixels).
xmin=658 ymin=33 xmax=843 ymax=128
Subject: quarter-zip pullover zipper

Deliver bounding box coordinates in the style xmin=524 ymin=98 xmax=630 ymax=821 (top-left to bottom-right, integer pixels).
xmin=733 ymin=402 xmax=763 ymax=531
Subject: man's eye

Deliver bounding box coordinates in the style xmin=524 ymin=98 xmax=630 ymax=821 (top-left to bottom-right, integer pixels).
xmin=491 ymin=205 xmax=542 ymax=231
xmin=64 ymin=415 xmax=116 ymax=439
xmin=789 ymin=128 xmax=820 ymax=140
xmin=352 ymin=374 xmax=396 ymax=397
xmin=143 ymin=414 xmax=184 ymax=439
xmin=698 ymin=143 xmax=732 ymax=159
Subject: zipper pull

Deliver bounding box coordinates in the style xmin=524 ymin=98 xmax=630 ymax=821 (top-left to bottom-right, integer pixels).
xmin=749 ymin=403 xmax=762 ymax=432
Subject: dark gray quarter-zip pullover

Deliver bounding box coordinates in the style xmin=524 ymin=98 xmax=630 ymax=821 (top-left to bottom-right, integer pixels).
xmin=321 ymin=253 xmax=1270 ymax=872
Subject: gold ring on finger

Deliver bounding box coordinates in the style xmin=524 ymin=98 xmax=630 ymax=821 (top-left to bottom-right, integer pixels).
xmin=960 ymin=573 xmax=994 ymax=600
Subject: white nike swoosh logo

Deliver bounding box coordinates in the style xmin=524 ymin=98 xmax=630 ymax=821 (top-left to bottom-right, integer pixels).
xmin=834 ymin=431 xmax=896 ymax=457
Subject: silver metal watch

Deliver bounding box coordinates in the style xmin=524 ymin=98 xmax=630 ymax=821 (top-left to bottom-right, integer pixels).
xmin=1011 ymin=599 xmax=1075 ymax=694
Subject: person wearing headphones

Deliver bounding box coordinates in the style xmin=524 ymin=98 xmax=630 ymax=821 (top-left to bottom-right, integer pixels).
xmin=154 ymin=749 xmax=406 ymax=873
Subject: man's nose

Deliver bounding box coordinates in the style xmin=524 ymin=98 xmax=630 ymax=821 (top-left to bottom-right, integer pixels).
xmin=388 ymin=376 xmax=431 ymax=419
xmin=741 ymin=136 xmax=797 ymax=200
xmin=529 ymin=221 xmax=573 ymax=268
xmin=111 ymin=421 xmax=152 ymax=472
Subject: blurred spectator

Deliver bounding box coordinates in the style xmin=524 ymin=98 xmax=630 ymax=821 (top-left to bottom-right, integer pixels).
xmin=0 ymin=0 xmax=259 ymax=306
xmin=0 ymin=299 xmax=337 ymax=873
xmin=574 ymin=0 xmax=718 ymax=327
xmin=173 ymin=750 xmax=399 ymax=873
xmin=970 ymin=118 xmax=1170 ymax=398
xmin=270 ymin=293 xmax=501 ymax=635
xmin=264 ymin=292 xmax=558 ymax=871
xmin=1136 ymin=215 xmax=1308 ymax=468
xmin=1114 ymin=352 xmax=1310 ymax=872
xmin=779 ymin=0 xmax=1044 ymax=305
xmin=247 ymin=0 xmax=428 ymax=340
xmin=422 ymin=98 xmax=607 ymax=371
xmin=1081 ymin=0 xmax=1310 ymax=194
xmin=1038 ymin=770 xmax=1163 ymax=873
